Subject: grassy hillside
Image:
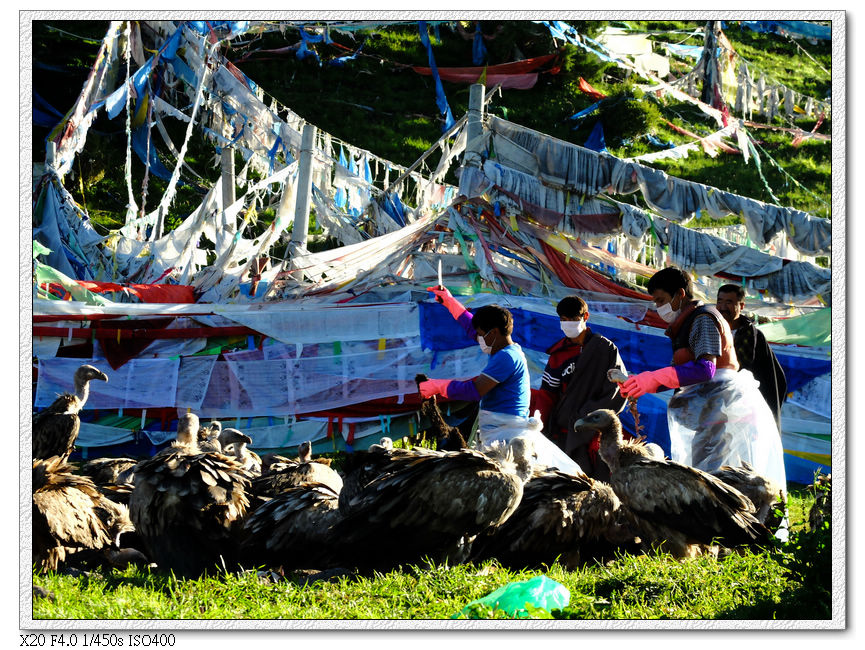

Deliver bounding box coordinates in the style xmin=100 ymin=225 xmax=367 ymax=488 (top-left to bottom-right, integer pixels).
xmin=31 ymin=19 xmax=832 ymax=237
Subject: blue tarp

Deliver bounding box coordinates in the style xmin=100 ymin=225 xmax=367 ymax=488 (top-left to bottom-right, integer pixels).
xmin=739 ymin=20 xmax=831 ymax=41
xmin=418 ymin=300 xmax=830 ymax=459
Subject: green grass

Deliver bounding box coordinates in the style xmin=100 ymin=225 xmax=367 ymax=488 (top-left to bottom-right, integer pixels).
xmin=31 ymin=486 xmax=831 ymax=621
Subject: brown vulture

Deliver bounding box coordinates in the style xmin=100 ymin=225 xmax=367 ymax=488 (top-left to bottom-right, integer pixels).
xmin=332 ymin=446 xmax=523 ymax=570
xmin=219 ymin=428 xmax=262 ymax=476
xmin=251 ymin=440 xmax=343 ymax=500
xmin=710 ymin=462 xmax=787 ymax=532
xmin=470 ymin=465 xmax=640 ymax=570
xmin=33 ymin=364 xmax=108 ymax=461
xmin=128 ymin=413 xmax=254 ymax=578
xmin=573 ymin=409 xmax=771 ymax=557
xmin=240 ymin=482 xmax=343 ymax=571
xmin=367 ymin=436 xmax=393 ymax=453
xmin=78 ymin=457 xmax=139 ymax=505
xmin=79 ymin=457 xmax=138 ymax=486
xmin=33 ymin=456 xmax=143 ymax=571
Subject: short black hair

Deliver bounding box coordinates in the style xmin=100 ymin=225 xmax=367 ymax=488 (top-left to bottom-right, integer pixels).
xmin=472 ymin=305 xmax=514 ymax=336
xmin=717 ymin=283 xmax=746 ymax=302
xmin=647 ymin=267 xmax=693 ymax=300
xmin=556 ymin=295 xmax=588 ymax=318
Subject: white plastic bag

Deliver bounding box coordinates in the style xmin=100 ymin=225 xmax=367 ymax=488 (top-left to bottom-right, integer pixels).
xmin=667 ymin=369 xmax=787 ymax=492
xmin=476 ymin=409 xmax=584 ymax=476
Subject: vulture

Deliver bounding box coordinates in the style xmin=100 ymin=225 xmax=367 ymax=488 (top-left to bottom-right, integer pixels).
xmin=415 ymin=374 xmax=468 ymax=451
xmin=808 ymin=473 xmax=831 ymax=532
xmin=470 ymin=464 xmax=640 ymax=570
xmin=251 ymin=440 xmax=343 ymax=499
xmin=241 ymin=482 xmax=343 ymax=571
xmin=33 ymin=364 xmax=108 ymax=461
xmin=33 ymin=456 xmax=143 ymax=571
xmin=219 ymin=428 xmax=262 ymax=476
xmin=78 ymin=457 xmax=138 ymax=505
xmin=79 ymin=457 xmax=138 ymax=485
xmin=710 ymin=462 xmax=787 ymax=532
xmin=198 ymin=420 xmax=222 ymax=453
xmin=332 ymin=446 xmax=523 ymax=570
xmin=128 ymin=413 xmax=254 ymax=578
xmin=368 ymin=436 xmax=393 ymax=453
xmin=573 ymin=409 xmax=771 ymax=558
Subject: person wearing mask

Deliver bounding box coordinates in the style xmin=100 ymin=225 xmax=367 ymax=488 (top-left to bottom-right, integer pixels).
xmin=618 ymin=267 xmax=786 ymax=491
xmin=420 ymin=286 xmax=581 ymax=474
xmin=716 ymin=283 xmax=787 ymax=429
xmin=531 ymin=295 xmax=627 ymax=480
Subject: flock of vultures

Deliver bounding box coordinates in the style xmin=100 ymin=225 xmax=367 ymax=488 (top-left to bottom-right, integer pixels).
xmin=32 ymin=364 xmax=822 ymax=582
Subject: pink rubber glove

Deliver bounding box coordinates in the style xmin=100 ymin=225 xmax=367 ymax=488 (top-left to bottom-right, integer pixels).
xmin=426 ymin=285 xmax=467 ymax=320
xmin=620 ymin=367 xmax=680 ymax=398
xmin=419 ymin=378 xmax=451 ymax=399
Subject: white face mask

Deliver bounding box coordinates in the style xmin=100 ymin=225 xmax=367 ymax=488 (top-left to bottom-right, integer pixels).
xmin=478 ymin=331 xmax=494 ymax=355
xmin=657 ymin=301 xmax=679 ymax=323
xmin=560 ymin=319 xmax=586 ymax=339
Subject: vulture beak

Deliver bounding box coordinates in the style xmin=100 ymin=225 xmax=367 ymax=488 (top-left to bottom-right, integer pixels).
xmin=97 ymin=371 xmax=109 ymax=383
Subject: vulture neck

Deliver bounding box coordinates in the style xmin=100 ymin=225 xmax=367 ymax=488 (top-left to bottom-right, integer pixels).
xmin=176 ymin=428 xmax=199 ymax=451
xmin=73 ymin=375 xmax=92 ymax=407
xmin=598 ymin=422 xmax=623 ymax=471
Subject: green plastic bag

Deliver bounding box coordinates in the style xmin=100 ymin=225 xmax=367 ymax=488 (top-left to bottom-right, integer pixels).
xmin=452 ymin=575 xmax=570 ymax=619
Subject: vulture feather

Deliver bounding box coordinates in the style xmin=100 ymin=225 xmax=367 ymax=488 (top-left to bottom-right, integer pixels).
xmin=79 ymin=457 xmax=138 ymax=486
xmin=711 ymin=462 xmax=786 ymax=532
xmin=240 ymin=482 xmax=343 ymax=570
xmin=32 ymin=456 xmax=117 ymax=571
xmin=470 ymin=465 xmax=640 ymax=569
xmin=128 ymin=413 xmax=254 ymax=578
xmin=251 ymin=440 xmax=342 ymax=499
xmin=33 ymin=365 xmax=108 ymax=461
xmin=333 ymin=447 xmax=523 ymax=570
xmin=573 ymin=409 xmax=771 ymax=556
xmin=198 ymin=421 xmax=222 ymax=453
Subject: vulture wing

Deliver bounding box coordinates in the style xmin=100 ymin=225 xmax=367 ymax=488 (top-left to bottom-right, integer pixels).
xmin=612 ymin=457 xmax=770 ymax=547
xmin=129 ymin=449 xmax=252 ymax=578
xmin=80 ymin=458 xmax=138 ymax=485
xmin=334 ymin=449 xmax=523 ymax=569
xmin=471 ymin=469 xmax=629 ymax=569
xmin=32 ymin=395 xmax=80 ymax=460
xmin=32 ymin=457 xmax=112 ymax=571
xmin=711 ymin=465 xmax=786 ymax=530
xmin=241 ymin=482 xmax=343 ymax=570
xmin=252 ymin=461 xmax=342 ymax=498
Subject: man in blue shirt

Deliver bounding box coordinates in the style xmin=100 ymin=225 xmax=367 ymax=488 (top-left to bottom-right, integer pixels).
xmin=419 ymin=286 xmax=530 ymax=418
xmin=419 ymin=286 xmax=586 ymax=475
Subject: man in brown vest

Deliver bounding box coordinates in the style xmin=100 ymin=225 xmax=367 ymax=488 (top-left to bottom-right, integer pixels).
xmin=620 ymin=267 xmax=786 ymax=488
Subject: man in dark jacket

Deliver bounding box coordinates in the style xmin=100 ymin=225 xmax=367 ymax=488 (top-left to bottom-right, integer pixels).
xmin=531 ymin=295 xmax=627 ymax=479
xmin=716 ymin=284 xmax=787 ymax=428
